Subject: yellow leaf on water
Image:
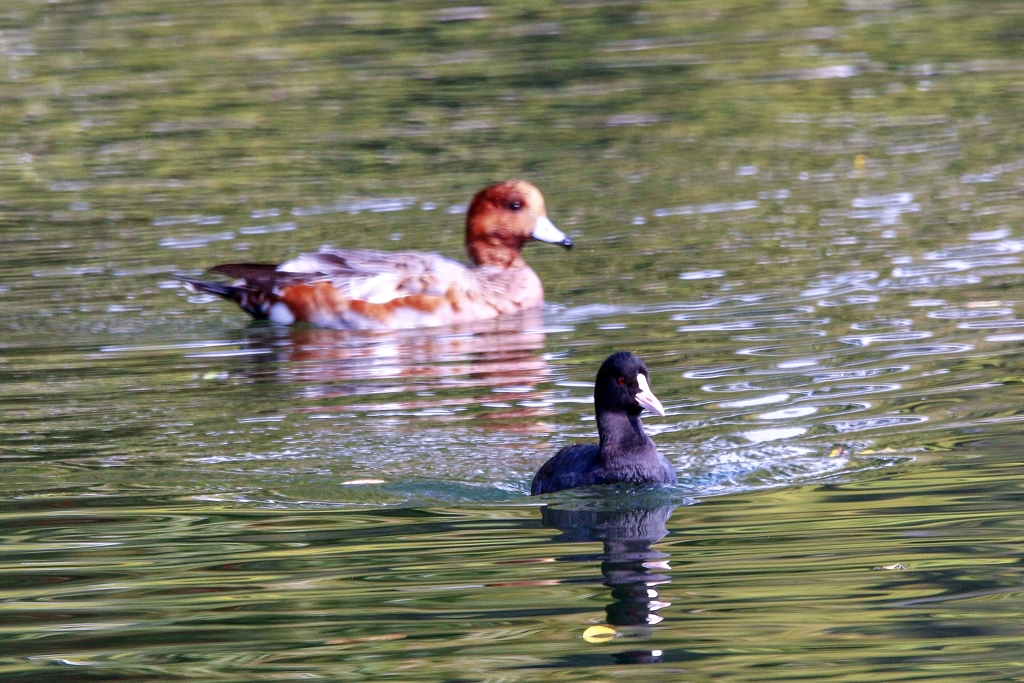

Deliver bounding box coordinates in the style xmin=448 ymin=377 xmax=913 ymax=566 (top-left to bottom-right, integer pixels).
xmin=583 ymin=625 xmax=617 ymax=643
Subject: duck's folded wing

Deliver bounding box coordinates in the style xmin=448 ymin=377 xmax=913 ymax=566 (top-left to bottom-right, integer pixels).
xmin=209 ymin=263 xmax=295 ymax=289
xmin=275 ymin=248 xmax=473 ymax=303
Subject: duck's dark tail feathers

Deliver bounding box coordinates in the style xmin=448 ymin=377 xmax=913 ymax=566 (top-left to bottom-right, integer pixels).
xmin=174 ymin=271 xmax=276 ymax=320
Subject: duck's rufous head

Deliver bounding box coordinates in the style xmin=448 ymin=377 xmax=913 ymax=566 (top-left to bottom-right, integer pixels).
xmin=465 ymin=180 xmax=572 ymax=268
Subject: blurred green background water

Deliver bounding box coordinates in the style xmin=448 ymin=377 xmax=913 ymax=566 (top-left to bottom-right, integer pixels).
xmin=5 ymin=0 xmax=1024 ymax=679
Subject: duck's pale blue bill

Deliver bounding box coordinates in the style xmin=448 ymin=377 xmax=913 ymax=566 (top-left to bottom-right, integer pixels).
xmin=635 ymin=373 xmax=666 ymax=417
xmin=532 ymin=216 xmax=573 ymax=249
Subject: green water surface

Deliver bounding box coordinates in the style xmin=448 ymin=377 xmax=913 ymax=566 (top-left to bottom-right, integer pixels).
xmin=4 ymin=0 xmax=1024 ymax=680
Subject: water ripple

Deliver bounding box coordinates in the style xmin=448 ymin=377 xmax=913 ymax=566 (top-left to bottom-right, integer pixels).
xmin=838 ymin=331 xmax=933 ymax=347
xmin=886 ymin=343 xmax=974 ymax=358
xmin=828 ymin=416 xmax=929 ymax=433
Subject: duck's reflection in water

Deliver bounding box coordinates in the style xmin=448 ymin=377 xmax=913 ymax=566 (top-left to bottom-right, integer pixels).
xmin=234 ymin=308 xmax=552 ymax=421
xmin=541 ymin=504 xmax=675 ymax=664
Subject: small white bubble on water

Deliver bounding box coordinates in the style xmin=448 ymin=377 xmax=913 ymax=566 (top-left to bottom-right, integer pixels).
xmin=850 ymin=318 xmax=912 ymax=331
xmin=969 ymin=227 xmax=1010 ymax=241
xmin=679 ymin=270 xmax=725 ymax=280
xmin=528 ymin=325 xmax=574 ymax=334
xmin=777 ymin=358 xmax=818 ymax=369
xmin=818 ymin=295 xmax=880 ymax=306
xmin=680 ymin=320 xmax=756 ymax=332
xmin=840 ymin=331 xmax=932 ymax=346
xmin=152 ymin=215 xmax=224 ymax=227
xmin=159 ymin=232 xmax=235 ymax=249
xmin=852 ymin=193 xmax=914 ymax=208
xmin=718 ymin=393 xmax=790 ymax=408
xmin=238 ymin=222 xmax=296 ymax=235
xmin=758 ymin=406 xmax=818 ymax=420
xmin=741 ymin=427 xmax=807 ymax=443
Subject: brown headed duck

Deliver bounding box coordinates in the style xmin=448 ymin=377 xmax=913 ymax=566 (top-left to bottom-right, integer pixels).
xmin=176 ymin=180 xmax=572 ymax=330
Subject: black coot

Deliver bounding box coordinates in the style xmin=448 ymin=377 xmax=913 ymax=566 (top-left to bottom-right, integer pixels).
xmin=531 ymin=352 xmax=677 ymax=495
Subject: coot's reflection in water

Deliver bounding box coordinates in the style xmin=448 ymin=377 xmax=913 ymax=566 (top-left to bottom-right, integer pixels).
xmin=541 ymin=504 xmax=676 ymax=665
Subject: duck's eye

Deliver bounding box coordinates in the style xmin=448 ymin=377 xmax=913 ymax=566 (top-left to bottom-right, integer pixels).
xmin=509 ymin=200 xmax=522 ymax=211
xmin=617 ymin=377 xmax=626 ymax=386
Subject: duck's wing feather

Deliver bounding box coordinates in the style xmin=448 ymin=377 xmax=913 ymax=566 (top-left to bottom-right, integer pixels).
xmin=209 ymin=262 xmax=291 ymax=290
xmin=276 ymin=247 xmax=473 ymax=303
xmin=190 ymin=247 xmax=519 ymax=328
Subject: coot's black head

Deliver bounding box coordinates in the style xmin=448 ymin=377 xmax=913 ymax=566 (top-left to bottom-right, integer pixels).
xmin=594 ymin=352 xmax=666 ymax=417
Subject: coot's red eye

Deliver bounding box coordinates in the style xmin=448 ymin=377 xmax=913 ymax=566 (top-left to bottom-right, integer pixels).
xmin=617 ymin=377 xmax=626 ymax=386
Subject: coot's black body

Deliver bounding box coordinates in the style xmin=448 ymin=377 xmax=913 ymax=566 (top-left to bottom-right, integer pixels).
xmin=531 ymin=352 xmax=677 ymax=495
